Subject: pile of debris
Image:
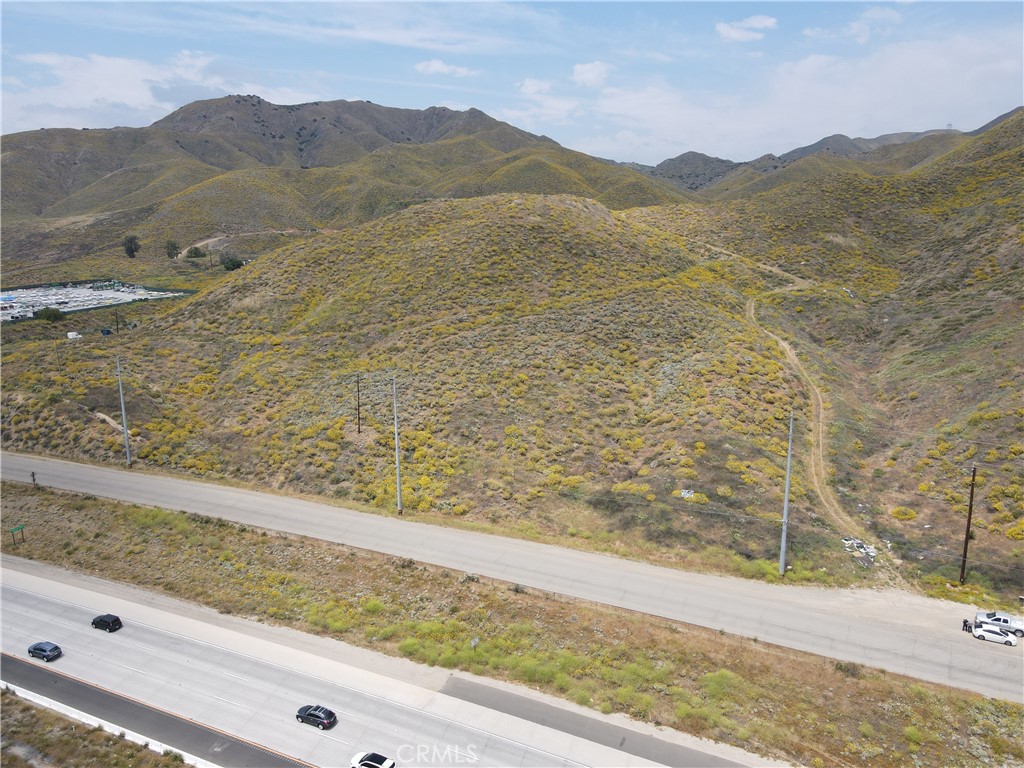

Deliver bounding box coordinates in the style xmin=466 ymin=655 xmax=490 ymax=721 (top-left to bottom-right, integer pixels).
xmin=841 ymin=536 xmax=877 ymax=566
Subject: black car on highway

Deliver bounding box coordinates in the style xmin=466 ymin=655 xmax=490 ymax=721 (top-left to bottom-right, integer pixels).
xmin=91 ymin=614 xmax=123 ymax=632
xmin=296 ymin=705 xmax=338 ymax=730
xmin=28 ymin=641 xmax=63 ymax=662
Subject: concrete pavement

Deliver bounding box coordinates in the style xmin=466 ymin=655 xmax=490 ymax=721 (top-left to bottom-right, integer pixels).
xmin=1 ymin=556 xmax=783 ymax=768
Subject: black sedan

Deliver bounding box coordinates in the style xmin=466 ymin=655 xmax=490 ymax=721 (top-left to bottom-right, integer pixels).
xmin=296 ymin=705 xmax=338 ymax=730
xmin=28 ymin=641 xmax=63 ymax=662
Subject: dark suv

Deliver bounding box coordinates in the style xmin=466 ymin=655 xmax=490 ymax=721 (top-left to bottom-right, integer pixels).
xmin=28 ymin=641 xmax=63 ymax=661
xmin=91 ymin=614 xmax=123 ymax=632
xmin=296 ymin=705 xmax=338 ymax=730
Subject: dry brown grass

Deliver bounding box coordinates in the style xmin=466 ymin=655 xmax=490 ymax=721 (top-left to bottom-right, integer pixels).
xmin=0 ymin=689 xmax=187 ymax=767
xmin=3 ymin=483 xmax=1021 ymax=768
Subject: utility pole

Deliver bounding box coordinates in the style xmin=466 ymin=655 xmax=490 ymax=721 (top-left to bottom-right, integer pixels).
xmin=116 ymin=356 xmax=132 ymax=467
xmin=356 ymin=373 xmax=361 ymax=434
xmin=959 ymin=466 xmax=977 ymax=584
xmin=779 ymin=412 xmax=794 ymax=576
xmin=392 ymin=375 xmax=403 ymax=515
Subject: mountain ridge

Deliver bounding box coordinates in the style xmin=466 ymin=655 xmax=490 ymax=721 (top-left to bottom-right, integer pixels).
xmin=632 ymin=106 xmax=1023 ymax=192
xmin=0 ymin=96 xmax=687 ymax=283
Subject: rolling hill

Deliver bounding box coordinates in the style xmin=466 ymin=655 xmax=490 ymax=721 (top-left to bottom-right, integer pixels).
xmin=1 ymin=98 xmax=1021 ymax=602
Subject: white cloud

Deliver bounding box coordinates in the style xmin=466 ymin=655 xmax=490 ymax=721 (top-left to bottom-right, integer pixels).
xmin=572 ymin=61 xmax=613 ymax=88
xmin=580 ymin=82 xmax=749 ymax=161
xmin=499 ymin=78 xmax=578 ymax=130
xmin=519 ymin=78 xmax=552 ymax=97
xmin=715 ymin=15 xmax=777 ymax=43
xmin=566 ymin=22 xmax=1022 ymax=165
xmin=845 ymin=7 xmax=902 ymax=44
xmin=2 ymin=50 xmax=318 ymax=133
xmin=197 ymin=3 xmax=523 ymax=55
xmin=414 ymin=59 xmax=477 ymax=77
xmin=619 ymin=49 xmax=673 ymax=64
xmin=862 ymin=7 xmax=903 ymax=24
xmin=757 ymin=31 xmax=1020 ymax=152
xmin=805 ymin=7 xmax=902 ymax=45
xmin=802 ymin=27 xmax=832 ymax=41
xmin=15 ymin=51 xmax=195 ymax=111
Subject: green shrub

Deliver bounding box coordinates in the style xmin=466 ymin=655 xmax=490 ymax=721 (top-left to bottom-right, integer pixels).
xmin=362 ymin=598 xmax=386 ymax=614
xmin=35 ymin=307 xmax=66 ymax=322
xmin=701 ymin=669 xmax=744 ymax=699
xmin=221 ymin=254 xmax=245 ymax=271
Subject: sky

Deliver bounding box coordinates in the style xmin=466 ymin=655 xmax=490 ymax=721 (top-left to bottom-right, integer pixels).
xmin=2 ymin=2 xmax=1021 ymax=165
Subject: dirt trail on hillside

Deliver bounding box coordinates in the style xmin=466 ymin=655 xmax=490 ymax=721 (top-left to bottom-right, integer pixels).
xmin=743 ymin=286 xmax=912 ymax=588
xmin=743 ymin=295 xmax=863 ymax=537
xmin=179 ymin=229 xmax=332 ymax=257
xmin=692 ymin=240 xmax=865 ymax=538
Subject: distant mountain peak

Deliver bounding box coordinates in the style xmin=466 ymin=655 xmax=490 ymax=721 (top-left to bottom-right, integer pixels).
xmin=629 ymin=108 xmax=1021 ymax=192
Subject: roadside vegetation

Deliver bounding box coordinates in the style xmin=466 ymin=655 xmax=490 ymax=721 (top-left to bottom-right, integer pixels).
xmin=1 ymin=688 xmax=186 ymax=767
xmin=3 ymin=484 xmax=1022 ymax=768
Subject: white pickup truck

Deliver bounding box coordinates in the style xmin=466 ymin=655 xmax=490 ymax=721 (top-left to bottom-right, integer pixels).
xmin=975 ymin=611 xmax=1024 ymax=637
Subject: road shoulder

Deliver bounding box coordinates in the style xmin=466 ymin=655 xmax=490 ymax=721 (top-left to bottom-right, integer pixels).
xmin=1 ymin=555 xmax=784 ymax=768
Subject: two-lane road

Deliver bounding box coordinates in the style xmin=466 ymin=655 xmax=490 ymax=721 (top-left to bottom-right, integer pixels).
xmin=3 ymin=453 xmax=1020 ymax=702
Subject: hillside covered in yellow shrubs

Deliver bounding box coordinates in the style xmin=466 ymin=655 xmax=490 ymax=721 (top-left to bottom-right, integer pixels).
xmin=2 ymin=99 xmax=1021 ymax=601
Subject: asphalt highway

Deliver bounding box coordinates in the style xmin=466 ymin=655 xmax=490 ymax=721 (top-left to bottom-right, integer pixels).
xmin=1 ymin=654 xmax=309 ymax=768
xmin=2 ymin=453 xmax=1021 ymax=704
xmin=0 ymin=565 xmax=764 ymax=768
